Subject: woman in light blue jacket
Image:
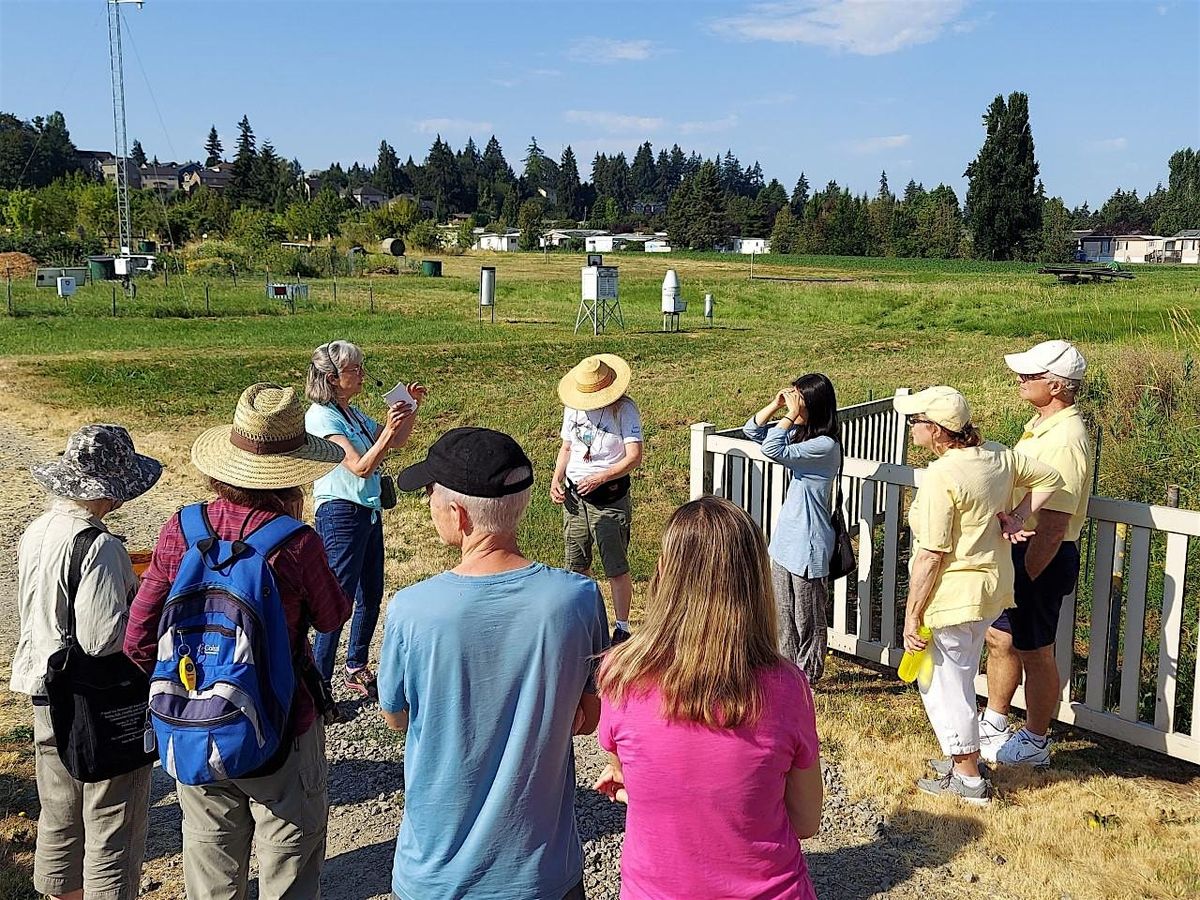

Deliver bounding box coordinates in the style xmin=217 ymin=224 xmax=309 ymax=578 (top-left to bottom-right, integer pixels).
xmin=744 ymin=373 xmax=840 ymax=683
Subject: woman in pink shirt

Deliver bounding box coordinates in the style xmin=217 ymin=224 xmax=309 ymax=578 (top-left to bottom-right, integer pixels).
xmin=596 ymin=496 xmax=823 ymax=899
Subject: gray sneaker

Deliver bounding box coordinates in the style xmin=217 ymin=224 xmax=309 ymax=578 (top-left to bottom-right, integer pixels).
xmin=916 ymin=772 xmax=993 ymax=806
xmin=927 ymin=758 xmax=992 ymax=779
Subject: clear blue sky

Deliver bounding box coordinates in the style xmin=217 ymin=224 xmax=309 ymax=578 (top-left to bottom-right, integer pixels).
xmin=1 ymin=0 xmax=1196 ymax=208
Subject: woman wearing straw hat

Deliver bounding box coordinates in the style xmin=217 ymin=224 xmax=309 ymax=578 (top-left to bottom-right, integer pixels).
xmin=14 ymin=425 xmax=161 ymax=900
xmin=552 ymin=354 xmax=643 ymax=644
xmin=125 ymin=383 xmax=352 ymax=900
xmin=304 ymin=339 xmax=425 ymax=705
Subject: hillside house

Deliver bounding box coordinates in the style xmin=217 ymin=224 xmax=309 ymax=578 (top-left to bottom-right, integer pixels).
xmin=478 ymin=230 xmax=520 ymax=252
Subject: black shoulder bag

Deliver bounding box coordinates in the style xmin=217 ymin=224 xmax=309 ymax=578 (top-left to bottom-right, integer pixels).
xmin=829 ymin=448 xmax=857 ymax=581
xmin=43 ymin=528 xmax=156 ymax=782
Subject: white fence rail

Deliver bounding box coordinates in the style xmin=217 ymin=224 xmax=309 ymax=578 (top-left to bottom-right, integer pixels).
xmin=690 ymin=418 xmax=1200 ymax=765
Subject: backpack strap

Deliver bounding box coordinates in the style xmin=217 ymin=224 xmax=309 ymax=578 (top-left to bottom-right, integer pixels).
xmin=64 ymin=527 xmax=103 ymax=643
xmin=241 ymin=515 xmax=307 ymax=560
xmin=179 ymin=503 xmax=216 ymax=550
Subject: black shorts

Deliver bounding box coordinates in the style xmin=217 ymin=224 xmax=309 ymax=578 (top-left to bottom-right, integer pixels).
xmin=992 ymin=541 xmax=1080 ymax=652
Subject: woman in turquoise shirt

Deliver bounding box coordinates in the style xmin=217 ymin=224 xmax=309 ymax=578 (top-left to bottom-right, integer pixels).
xmin=744 ymin=373 xmax=840 ymax=683
xmin=305 ymin=340 xmax=425 ymax=707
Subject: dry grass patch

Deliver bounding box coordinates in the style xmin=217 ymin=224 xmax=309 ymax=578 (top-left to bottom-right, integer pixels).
xmin=818 ymin=656 xmax=1200 ymax=900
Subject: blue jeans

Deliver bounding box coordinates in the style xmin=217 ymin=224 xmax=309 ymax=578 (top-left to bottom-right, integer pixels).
xmin=312 ymin=499 xmax=384 ymax=685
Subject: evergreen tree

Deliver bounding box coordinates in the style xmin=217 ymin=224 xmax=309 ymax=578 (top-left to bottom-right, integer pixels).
xmin=607 ymin=152 xmax=632 ymax=213
xmin=130 ymin=140 xmax=147 ymax=167
xmin=877 ymin=170 xmax=892 ymax=200
xmin=1097 ymin=187 xmax=1149 ymax=232
xmin=914 ymin=184 xmax=962 ymax=258
xmin=204 ymin=126 xmax=223 ymax=166
xmin=720 ymin=150 xmax=744 ymax=195
xmin=481 ymin=135 xmax=514 ymax=185
xmin=769 ymin=206 xmax=802 ymax=254
xmin=228 ymin=114 xmax=258 ymax=205
xmin=964 ymin=91 xmax=1042 ymax=260
xmin=517 ymin=198 xmax=545 ymax=250
xmin=653 ymin=148 xmax=671 ymax=199
xmin=373 ymin=140 xmax=402 ymax=198
xmin=688 ymin=160 xmax=730 ymax=249
xmin=790 ymin=173 xmax=810 ymax=215
xmin=425 ymin=135 xmax=464 ymax=219
xmin=0 ymin=111 xmax=82 ymax=188
xmin=522 ymin=136 xmax=548 ymax=194
xmin=456 ymin=138 xmax=481 ymax=211
xmin=557 ymin=145 xmax=581 ymax=220
xmin=255 ymin=140 xmax=287 ymax=210
xmin=498 ymin=187 xmax=520 ymax=226
xmin=630 ymin=141 xmax=657 ymax=200
xmin=1038 ymin=196 xmax=1076 ymax=263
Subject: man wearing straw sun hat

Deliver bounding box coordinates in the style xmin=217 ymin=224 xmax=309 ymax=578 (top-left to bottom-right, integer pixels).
xmin=552 ymin=354 xmax=644 ymax=645
xmin=125 ymin=383 xmax=351 ymax=900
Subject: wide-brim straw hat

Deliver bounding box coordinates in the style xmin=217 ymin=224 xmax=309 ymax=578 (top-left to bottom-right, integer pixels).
xmin=32 ymin=424 xmax=162 ymax=502
xmin=557 ymin=354 xmax=632 ymax=411
xmin=192 ymin=383 xmax=344 ymax=489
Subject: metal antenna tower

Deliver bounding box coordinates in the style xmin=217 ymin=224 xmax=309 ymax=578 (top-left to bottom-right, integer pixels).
xmin=107 ymin=0 xmax=143 ymax=257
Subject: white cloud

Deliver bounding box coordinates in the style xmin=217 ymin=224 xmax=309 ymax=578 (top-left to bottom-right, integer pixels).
xmin=848 ymin=134 xmax=912 ymax=154
xmin=1157 ymin=4 xmax=1168 ymax=15
xmin=1089 ymin=137 xmax=1128 ymax=152
xmin=711 ymin=0 xmax=968 ymax=56
xmin=564 ymin=109 xmax=665 ymax=132
xmin=567 ymin=38 xmax=659 ymax=62
xmin=414 ymin=118 xmax=493 ymax=136
xmin=679 ymin=114 xmax=740 ymax=134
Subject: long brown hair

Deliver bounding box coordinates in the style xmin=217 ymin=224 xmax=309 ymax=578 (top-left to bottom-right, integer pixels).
xmin=597 ymin=496 xmax=781 ymax=728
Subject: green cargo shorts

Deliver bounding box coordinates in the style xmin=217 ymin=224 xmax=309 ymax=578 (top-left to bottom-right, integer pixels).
xmin=563 ymin=492 xmax=632 ymax=577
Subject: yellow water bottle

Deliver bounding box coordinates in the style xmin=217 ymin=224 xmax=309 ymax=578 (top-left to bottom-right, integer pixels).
xmin=898 ymin=626 xmax=933 ymax=683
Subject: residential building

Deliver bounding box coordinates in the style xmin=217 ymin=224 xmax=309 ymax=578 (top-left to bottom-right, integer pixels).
xmin=477 ymin=230 xmax=520 ymax=252
xmin=728 ymin=237 xmax=770 ymax=254
xmin=346 ymin=185 xmax=388 ymax=209
xmin=139 ymin=163 xmax=185 ymax=192
xmin=1112 ymin=234 xmax=1163 ymax=264
xmin=183 ymin=162 xmax=235 ymax=193
xmin=1157 ymin=229 xmax=1200 ymax=264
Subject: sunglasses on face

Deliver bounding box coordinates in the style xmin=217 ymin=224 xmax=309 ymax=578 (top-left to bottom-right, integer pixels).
xmin=906 ymin=415 xmax=936 ymax=427
xmin=1018 ymin=372 xmax=1048 ymax=383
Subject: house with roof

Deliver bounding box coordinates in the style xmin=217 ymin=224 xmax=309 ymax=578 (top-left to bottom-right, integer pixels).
xmin=76 ymin=149 xmax=115 ymax=181
xmin=477 ymin=229 xmax=520 ymax=252
xmin=541 ymin=228 xmax=608 ymax=249
xmin=1157 ymin=229 xmax=1200 ymax=264
xmin=183 ymin=162 xmax=234 ymax=193
xmin=1079 ymin=232 xmax=1165 ymax=263
xmin=139 ymin=163 xmax=187 ymax=192
xmin=346 ymin=185 xmax=388 ymax=209
xmin=99 ymin=156 xmax=141 ymax=189
xmin=728 ymin=237 xmax=771 ymax=254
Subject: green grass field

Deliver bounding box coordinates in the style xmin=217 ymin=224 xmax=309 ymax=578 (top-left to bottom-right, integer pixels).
xmin=3 ymin=252 xmax=1198 ymax=575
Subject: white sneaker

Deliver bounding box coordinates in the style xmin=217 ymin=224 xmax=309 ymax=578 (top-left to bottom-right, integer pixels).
xmin=996 ymin=728 xmax=1051 ymax=767
xmin=978 ymin=713 xmax=1011 ymax=764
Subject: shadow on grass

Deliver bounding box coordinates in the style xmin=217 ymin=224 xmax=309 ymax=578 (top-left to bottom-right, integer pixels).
xmin=807 ymin=811 xmax=985 ymax=900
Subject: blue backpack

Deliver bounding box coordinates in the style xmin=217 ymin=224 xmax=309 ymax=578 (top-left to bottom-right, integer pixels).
xmin=149 ymin=503 xmax=305 ymax=785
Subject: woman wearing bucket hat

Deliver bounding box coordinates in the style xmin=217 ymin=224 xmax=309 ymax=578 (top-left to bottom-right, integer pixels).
xmin=552 ymin=354 xmax=643 ymax=645
xmin=304 ymin=339 xmax=426 ymax=704
xmin=125 ymin=383 xmax=352 ymax=900
xmin=893 ymin=386 xmax=1061 ymax=806
xmin=13 ymin=424 xmax=161 ymax=900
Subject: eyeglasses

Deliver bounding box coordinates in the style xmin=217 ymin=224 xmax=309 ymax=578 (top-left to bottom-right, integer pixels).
xmin=906 ymin=415 xmax=936 ymax=427
xmin=339 ymin=364 xmax=364 ymax=376
xmin=1018 ymin=372 xmax=1047 ymax=383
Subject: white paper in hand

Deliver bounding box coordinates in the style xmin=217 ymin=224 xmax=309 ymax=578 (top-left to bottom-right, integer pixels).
xmin=383 ymin=381 xmax=416 ymax=410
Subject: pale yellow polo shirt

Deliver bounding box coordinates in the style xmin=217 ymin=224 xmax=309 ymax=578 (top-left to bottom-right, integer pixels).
xmin=909 ymin=442 xmax=1062 ymax=629
xmin=1011 ymin=405 xmax=1093 ymax=543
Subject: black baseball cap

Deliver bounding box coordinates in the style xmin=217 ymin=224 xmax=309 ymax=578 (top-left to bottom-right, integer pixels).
xmin=396 ymin=427 xmax=535 ymax=498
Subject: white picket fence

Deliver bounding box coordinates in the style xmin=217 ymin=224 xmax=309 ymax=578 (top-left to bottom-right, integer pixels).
xmin=690 ymin=394 xmax=1200 ymax=764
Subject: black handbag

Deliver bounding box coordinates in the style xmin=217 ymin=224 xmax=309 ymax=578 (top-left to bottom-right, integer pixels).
xmin=829 ymin=450 xmax=857 ymax=581
xmin=379 ymin=473 xmax=398 ymax=510
xmin=43 ymin=528 xmax=156 ymax=782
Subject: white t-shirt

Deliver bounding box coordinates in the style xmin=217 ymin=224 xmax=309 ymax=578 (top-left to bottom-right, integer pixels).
xmin=561 ymin=399 xmax=643 ymax=481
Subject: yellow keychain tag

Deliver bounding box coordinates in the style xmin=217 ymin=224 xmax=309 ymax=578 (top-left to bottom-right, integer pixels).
xmin=179 ymin=650 xmax=197 ymax=692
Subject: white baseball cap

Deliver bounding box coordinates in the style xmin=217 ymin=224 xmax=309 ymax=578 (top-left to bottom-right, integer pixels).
xmin=894 ymin=386 xmax=972 ymax=434
xmin=1004 ymin=340 xmax=1087 ymax=380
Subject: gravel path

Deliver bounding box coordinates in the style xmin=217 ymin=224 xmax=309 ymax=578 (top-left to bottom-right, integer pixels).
xmin=0 ymin=417 xmax=1008 ymax=900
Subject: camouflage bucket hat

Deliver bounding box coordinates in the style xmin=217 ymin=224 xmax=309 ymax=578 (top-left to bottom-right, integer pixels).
xmin=31 ymin=424 xmax=163 ymax=502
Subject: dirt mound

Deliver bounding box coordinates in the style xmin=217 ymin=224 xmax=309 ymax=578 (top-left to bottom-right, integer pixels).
xmin=0 ymin=252 xmax=38 ymax=277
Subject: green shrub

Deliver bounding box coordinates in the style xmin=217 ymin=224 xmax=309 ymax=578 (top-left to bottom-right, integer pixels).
xmin=187 ymin=257 xmax=232 ymax=277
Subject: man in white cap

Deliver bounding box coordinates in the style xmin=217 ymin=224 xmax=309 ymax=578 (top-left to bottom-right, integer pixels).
xmin=981 ymin=340 xmax=1093 ymax=767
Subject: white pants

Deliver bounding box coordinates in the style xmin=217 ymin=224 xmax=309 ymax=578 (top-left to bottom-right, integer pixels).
xmin=918 ymin=620 xmax=990 ymax=756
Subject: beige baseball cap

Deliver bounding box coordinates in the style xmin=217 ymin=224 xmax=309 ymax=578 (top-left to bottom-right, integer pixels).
xmin=1004 ymin=339 xmax=1087 ymax=380
xmin=894 ymin=386 xmax=972 ymax=433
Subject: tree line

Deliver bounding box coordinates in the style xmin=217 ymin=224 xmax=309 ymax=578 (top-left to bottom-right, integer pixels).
xmin=1 ymin=94 xmax=1198 ymax=262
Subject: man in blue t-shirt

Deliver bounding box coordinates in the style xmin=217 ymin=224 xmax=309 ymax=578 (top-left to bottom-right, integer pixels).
xmin=379 ymin=427 xmax=610 ymax=900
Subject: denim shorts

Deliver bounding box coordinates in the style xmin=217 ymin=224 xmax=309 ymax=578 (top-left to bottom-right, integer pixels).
xmin=993 ymin=541 xmax=1080 ymax=651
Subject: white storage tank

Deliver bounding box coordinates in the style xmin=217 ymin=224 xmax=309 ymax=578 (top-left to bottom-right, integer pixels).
xmin=661 ymin=269 xmax=686 ymax=313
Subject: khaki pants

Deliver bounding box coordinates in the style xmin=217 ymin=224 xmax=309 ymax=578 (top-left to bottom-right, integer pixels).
xmin=563 ymin=492 xmax=632 ymax=577
xmin=32 ymin=704 xmax=151 ymax=900
xmin=177 ymin=721 xmax=328 ymax=900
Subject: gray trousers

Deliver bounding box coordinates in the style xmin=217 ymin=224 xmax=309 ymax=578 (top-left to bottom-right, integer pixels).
xmin=177 ymin=721 xmax=328 ymax=900
xmin=771 ymin=562 xmax=829 ymax=684
xmin=32 ymin=705 xmax=151 ymax=900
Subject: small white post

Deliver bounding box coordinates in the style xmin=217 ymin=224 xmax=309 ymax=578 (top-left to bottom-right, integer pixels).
xmin=891 ymin=387 xmax=911 ymax=466
xmin=690 ymin=423 xmax=716 ymax=500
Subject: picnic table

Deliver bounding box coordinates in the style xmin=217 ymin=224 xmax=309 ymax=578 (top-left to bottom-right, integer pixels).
xmin=1038 ymin=264 xmax=1135 ymax=283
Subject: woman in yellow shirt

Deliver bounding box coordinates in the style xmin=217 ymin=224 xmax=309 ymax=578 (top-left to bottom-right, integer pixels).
xmin=895 ymin=387 xmax=1061 ymax=805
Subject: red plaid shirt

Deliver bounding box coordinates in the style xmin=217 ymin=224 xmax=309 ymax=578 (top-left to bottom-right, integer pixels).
xmin=125 ymin=499 xmax=351 ymax=739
